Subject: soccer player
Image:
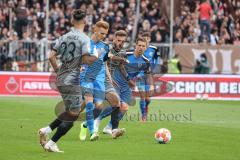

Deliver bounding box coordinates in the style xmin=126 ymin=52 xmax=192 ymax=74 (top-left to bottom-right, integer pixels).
xmin=101 ymin=37 xmax=153 ymax=134
xmin=137 ymin=32 xmax=159 ymax=121
xmin=93 ymin=30 xmax=130 ymax=135
xmin=38 ymin=9 xmax=97 ymax=152
xmin=80 ymin=21 xmax=110 ymax=141
xmin=79 ymin=21 xmax=126 ymax=140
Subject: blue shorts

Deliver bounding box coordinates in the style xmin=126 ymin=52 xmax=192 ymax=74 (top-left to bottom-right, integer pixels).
xmin=81 ymin=80 xmax=105 ymax=104
xmin=115 ymin=85 xmax=132 ymax=105
xmin=136 ymin=78 xmax=150 ymax=92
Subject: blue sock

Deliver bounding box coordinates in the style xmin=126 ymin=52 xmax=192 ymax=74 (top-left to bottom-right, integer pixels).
xmin=108 ymin=111 xmax=125 ymax=128
xmin=85 ymin=102 xmax=95 ymax=135
xmin=140 ymin=100 xmax=146 ymax=117
xmin=99 ymin=106 xmax=112 ymax=120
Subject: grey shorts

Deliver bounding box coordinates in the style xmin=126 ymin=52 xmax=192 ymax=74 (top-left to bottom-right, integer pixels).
xmin=105 ymin=77 xmax=116 ymax=94
xmin=57 ymin=85 xmax=83 ymax=113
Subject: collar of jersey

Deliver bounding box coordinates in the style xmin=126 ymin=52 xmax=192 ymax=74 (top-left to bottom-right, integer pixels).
xmin=71 ymin=27 xmax=83 ymax=34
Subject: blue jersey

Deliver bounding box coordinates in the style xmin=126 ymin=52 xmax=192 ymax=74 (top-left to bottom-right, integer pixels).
xmin=143 ymin=45 xmax=159 ymax=71
xmin=136 ymin=45 xmax=159 ymax=78
xmin=113 ymin=52 xmax=151 ymax=87
xmin=80 ymin=40 xmax=109 ymax=82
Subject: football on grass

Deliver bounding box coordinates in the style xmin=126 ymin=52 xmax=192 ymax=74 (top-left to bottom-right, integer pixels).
xmin=155 ymin=128 xmax=171 ymax=144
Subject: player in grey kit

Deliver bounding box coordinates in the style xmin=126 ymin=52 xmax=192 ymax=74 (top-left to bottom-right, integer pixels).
xmin=38 ymin=9 xmax=97 ymax=153
xmin=94 ymin=30 xmax=134 ymax=134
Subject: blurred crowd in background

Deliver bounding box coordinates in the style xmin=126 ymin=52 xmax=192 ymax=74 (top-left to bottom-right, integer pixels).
xmin=0 ymin=0 xmax=239 ymax=72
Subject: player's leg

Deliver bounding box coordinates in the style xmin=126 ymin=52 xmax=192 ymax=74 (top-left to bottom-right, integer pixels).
xmin=92 ymin=80 xmax=106 ymax=132
xmin=94 ymin=79 xmax=120 ymax=132
xmin=137 ymin=79 xmax=147 ymax=121
xmin=103 ymin=87 xmax=131 ymax=135
xmin=81 ymin=80 xmax=105 ymax=141
xmin=79 ymin=101 xmax=88 ymax=141
xmin=144 ymin=78 xmax=152 ymax=118
xmin=43 ymin=85 xmax=82 ymax=152
xmin=81 ymin=82 xmax=97 ymax=140
xmin=39 ymin=86 xmax=79 ymax=147
xmin=105 ymin=91 xmax=127 ymax=138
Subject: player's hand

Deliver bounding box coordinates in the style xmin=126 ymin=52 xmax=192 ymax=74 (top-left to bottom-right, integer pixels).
xmin=121 ymin=59 xmax=129 ymax=64
xmin=128 ymin=80 xmax=135 ymax=89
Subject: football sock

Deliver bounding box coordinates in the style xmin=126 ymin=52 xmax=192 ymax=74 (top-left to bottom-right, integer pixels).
xmin=99 ymin=106 xmax=112 ymax=120
xmin=51 ymin=121 xmax=74 ymax=142
xmin=108 ymin=111 xmax=125 ymax=128
xmin=145 ymin=99 xmax=151 ymax=114
xmin=85 ymin=102 xmax=95 ymax=135
xmin=93 ymin=107 xmax=102 ymax=119
xmin=140 ymin=99 xmax=146 ymax=117
xmin=111 ymin=107 xmax=120 ymax=130
xmin=49 ymin=118 xmax=62 ymax=131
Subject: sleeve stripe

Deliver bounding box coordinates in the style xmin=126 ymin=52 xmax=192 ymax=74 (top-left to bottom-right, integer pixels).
xmin=149 ymin=45 xmax=158 ymax=50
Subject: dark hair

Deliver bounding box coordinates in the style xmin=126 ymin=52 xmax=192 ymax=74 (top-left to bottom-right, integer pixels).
xmin=72 ymin=9 xmax=86 ymax=21
xmin=140 ymin=32 xmax=151 ymax=38
xmin=200 ymin=53 xmax=207 ymax=59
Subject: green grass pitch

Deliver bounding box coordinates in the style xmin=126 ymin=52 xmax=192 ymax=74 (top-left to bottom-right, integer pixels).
xmin=0 ymin=97 xmax=239 ymax=160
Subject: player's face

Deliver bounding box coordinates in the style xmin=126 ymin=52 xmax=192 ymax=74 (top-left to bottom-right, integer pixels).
xmin=113 ymin=36 xmax=127 ymax=51
xmin=135 ymin=41 xmax=147 ymax=56
xmin=95 ymin=27 xmax=108 ymax=41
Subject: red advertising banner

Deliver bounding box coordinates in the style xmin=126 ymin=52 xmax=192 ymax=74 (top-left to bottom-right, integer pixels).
xmin=0 ymin=72 xmax=240 ymax=100
xmin=0 ymin=72 xmax=59 ymax=96
xmin=153 ymin=74 xmax=240 ymax=100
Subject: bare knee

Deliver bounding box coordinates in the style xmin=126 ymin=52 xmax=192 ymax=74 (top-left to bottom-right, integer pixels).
xmin=120 ymin=103 xmax=129 ymax=112
xmin=106 ymin=92 xmax=120 ymax=107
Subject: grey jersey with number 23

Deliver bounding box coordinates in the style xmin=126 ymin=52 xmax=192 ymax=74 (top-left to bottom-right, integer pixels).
xmin=53 ymin=28 xmax=90 ymax=86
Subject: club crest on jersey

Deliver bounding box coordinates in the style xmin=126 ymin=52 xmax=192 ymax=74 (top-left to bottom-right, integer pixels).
xmin=149 ymin=51 xmax=153 ymax=57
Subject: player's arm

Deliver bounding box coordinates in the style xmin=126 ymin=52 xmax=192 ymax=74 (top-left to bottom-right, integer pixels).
xmin=49 ymin=50 xmax=59 ymax=73
xmin=105 ymin=62 xmax=113 ymax=83
xmin=80 ymin=38 xmax=98 ymax=65
xmin=81 ymin=54 xmax=98 ymax=65
xmin=108 ymin=53 xmax=129 ymax=64
xmin=119 ymin=63 xmax=135 ymax=88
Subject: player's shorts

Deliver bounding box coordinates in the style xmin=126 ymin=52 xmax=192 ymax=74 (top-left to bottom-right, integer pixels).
xmin=57 ymin=85 xmax=83 ymax=113
xmin=81 ymin=80 xmax=105 ymax=104
xmin=115 ymin=84 xmax=132 ymax=105
xmin=136 ymin=78 xmax=150 ymax=92
xmin=105 ymin=76 xmax=116 ymax=94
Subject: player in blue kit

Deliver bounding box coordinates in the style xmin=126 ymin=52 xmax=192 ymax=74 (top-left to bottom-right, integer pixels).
xmin=137 ymin=32 xmax=160 ymax=121
xmin=99 ymin=37 xmax=153 ymax=134
xmin=79 ymin=22 xmax=126 ymax=141
xmin=79 ymin=21 xmax=110 ymax=141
